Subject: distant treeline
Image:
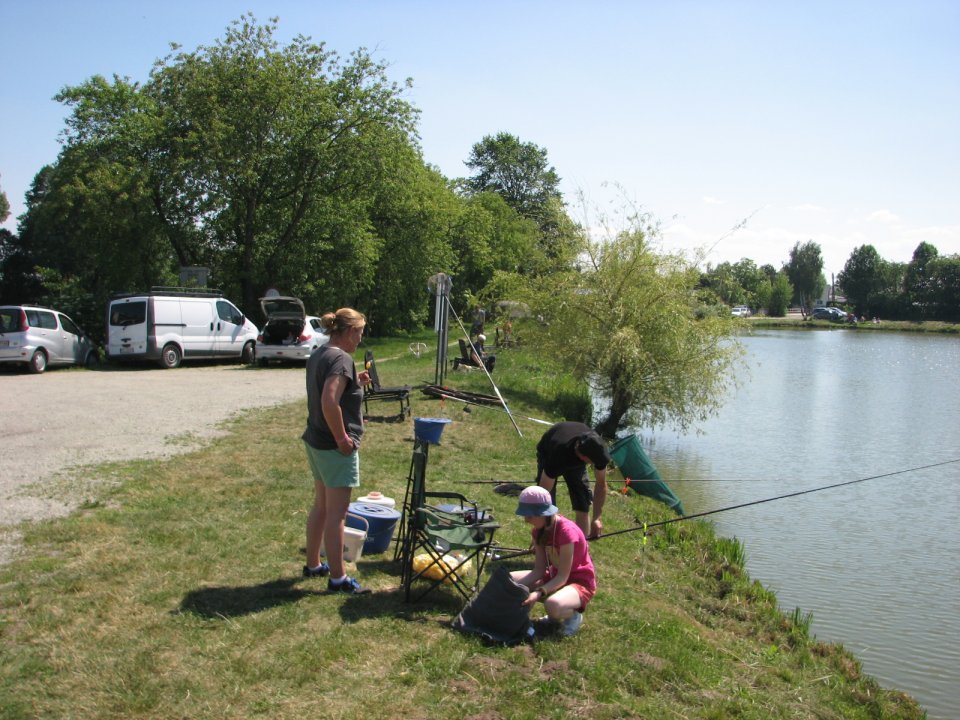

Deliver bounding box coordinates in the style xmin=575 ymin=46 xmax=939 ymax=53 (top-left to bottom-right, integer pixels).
xmin=699 ymin=240 xmax=959 ymax=321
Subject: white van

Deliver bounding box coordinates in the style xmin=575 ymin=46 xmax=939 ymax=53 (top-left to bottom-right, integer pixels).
xmin=106 ymin=289 xmax=258 ymax=368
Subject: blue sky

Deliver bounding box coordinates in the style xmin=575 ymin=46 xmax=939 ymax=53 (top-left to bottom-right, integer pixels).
xmin=2 ymin=1 xmax=957 ymax=279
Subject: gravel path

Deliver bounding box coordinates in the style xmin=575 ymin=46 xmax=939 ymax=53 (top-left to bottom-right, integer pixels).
xmin=0 ymin=363 xmax=307 ymax=565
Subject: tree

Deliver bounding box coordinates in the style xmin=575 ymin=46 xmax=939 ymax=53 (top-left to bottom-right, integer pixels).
xmin=463 ymin=132 xmax=578 ymax=273
xmin=837 ymin=245 xmax=884 ymax=314
xmin=0 ymin=177 xmax=9 ymax=223
xmin=28 ymin=14 xmax=423 ymax=322
xmin=903 ymin=242 xmax=939 ymax=318
xmin=465 ymin=133 xmax=561 ymax=221
xmin=701 ymin=258 xmax=768 ymax=309
xmin=766 ymin=272 xmax=793 ymax=316
xmin=785 ymin=241 xmax=826 ymax=315
xmin=926 ymin=255 xmax=960 ymax=321
xmin=364 ymin=146 xmax=460 ymax=333
xmin=510 ymin=206 xmax=742 ymax=438
xmin=449 ymin=191 xmax=539 ymax=301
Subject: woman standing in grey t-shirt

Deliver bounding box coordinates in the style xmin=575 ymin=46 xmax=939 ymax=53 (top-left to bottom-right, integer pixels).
xmin=301 ymin=307 xmax=371 ymax=595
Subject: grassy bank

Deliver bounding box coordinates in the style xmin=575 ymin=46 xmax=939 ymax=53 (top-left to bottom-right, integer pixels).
xmin=0 ymin=335 xmax=925 ymax=719
xmin=750 ymin=314 xmax=959 ymax=334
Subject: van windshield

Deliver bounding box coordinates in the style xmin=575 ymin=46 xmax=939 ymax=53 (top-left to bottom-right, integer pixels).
xmin=111 ymin=302 xmax=146 ymax=326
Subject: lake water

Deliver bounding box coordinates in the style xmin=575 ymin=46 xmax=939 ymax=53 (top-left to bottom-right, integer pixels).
xmin=636 ymin=329 xmax=960 ymax=719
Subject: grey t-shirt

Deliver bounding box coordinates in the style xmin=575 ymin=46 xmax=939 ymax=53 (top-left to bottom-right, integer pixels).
xmin=302 ymin=345 xmax=364 ymax=450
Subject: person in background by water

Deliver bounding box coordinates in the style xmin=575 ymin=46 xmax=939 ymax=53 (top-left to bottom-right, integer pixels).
xmin=301 ymin=307 xmax=372 ymax=594
xmin=536 ymin=421 xmax=611 ymax=538
xmin=511 ymin=486 xmax=596 ymax=638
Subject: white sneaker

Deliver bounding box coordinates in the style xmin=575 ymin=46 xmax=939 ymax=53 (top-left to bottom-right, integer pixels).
xmin=560 ymin=610 xmax=583 ymax=637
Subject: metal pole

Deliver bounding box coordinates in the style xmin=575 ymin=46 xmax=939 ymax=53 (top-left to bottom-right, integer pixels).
xmin=431 ymin=273 xmax=451 ymax=386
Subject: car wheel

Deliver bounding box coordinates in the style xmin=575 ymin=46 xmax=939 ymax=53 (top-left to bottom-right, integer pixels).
xmin=84 ymin=350 xmax=100 ymax=369
xmin=160 ymin=343 xmax=182 ymax=369
xmin=241 ymin=341 xmax=256 ymax=365
xmin=29 ymin=349 xmax=48 ymax=374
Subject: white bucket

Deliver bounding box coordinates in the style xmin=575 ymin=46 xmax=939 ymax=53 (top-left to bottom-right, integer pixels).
xmin=357 ymin=491 xmax=396 ymax=509
xmin=320 ymin=513 xmax=368 ymax=563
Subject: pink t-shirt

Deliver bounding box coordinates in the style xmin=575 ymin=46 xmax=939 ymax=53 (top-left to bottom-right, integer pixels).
xmin=531 ymin=514 xmax=596 ymax=593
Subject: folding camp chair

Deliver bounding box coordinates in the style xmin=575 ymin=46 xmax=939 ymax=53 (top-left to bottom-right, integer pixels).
xmin=397 ymin=439 xmax=499 ymax=602
xmin=452 ymin=338 xmax=495 ymax=373
xmin=363 ymin=350 xmax=411 ymax=418
xmin=452 ymin=338 xmax=478 ymax=370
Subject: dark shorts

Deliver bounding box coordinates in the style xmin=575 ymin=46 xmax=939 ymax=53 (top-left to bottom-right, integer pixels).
xmin=536 ymin=460 xmax=593 ymax=513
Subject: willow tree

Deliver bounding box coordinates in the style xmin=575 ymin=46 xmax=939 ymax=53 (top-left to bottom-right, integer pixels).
xmin=513 ymin=208 xmax=742 ymax=438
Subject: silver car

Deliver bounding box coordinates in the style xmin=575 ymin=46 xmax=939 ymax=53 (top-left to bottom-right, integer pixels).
xmin=0 ymin=305 xmax=100 ymax=373
xmin=255 ymin=295 xmax=328 ymax=366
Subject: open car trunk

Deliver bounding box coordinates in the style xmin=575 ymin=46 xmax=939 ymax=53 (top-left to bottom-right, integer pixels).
xmin=259 ymin=295 xmax=307 ymax=345
xmin=260 ymin=318 xmax=308 ymax=345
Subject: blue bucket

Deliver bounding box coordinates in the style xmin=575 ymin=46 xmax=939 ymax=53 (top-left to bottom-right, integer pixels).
xmin=347 ymin=501 xmax=402 ymax=555
xmin=414 ymin=417 xmax=451 ymax=445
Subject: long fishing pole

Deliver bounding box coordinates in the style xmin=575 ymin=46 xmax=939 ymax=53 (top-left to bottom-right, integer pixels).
xmin=447 ymin=303 xmax=523 ymax=438
xmin=435 ymin=393 xmax=555 ymax=426
xmin=604 ymin=456 xmax=960 ymax=540
xmin=492 ymin=457 xmax=960 ymax=560
xmin=458 ymin=478 xmax=663 ymax=485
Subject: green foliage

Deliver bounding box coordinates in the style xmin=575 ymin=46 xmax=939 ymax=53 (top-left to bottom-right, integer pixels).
xmin=831 ymin=241 xmax=958 ymax=322
xmin=463 ymin=132 xmax=580 ymax=276
xmin=837 ymin=245 xmax=887 ymax=315
xmin=766 ymin=272 xmax=793 ymax=316
xmin=701 ymin=258 xmax=768 ymax=311
xmin=6 ymin=15 xmax=442 ymax=331
xmin=450 ymin=191 xmax=540 ymax=299
xmin=902 ymin=243 xmax=960 ymax=321
xmin=507 ymin=204 xmax=743 ymax=436
xmin=464 ymin=132 xmax=562 ymax=223
xmin=138 ymin=16 xmax=422 ymax=314
xmin=925 ymin=255 xmax=960 ymax=321
xmin=364 ymin=148 xmax=459 ymax=333
xmin=0 ymin=178 xmax=9 ymax=223
xmin=4 ymin=16 xmax=589 ymax=335
xmin=785 ymin=241 xmax=826 ymax=312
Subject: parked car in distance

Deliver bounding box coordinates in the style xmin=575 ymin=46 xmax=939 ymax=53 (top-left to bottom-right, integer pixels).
xmin=812 ymin=307 xmax=846 ymax=321
xmin=255 ymin=295 xmax=328 ymax=365
xmin=731 ymin=305 xmax=752 ymax=317
xmin=0 ymin=304 xmax=100 ymax=373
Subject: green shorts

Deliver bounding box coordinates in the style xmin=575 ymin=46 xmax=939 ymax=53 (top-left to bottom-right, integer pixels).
xmin=304 ymin=441 xmax=360 ymax=488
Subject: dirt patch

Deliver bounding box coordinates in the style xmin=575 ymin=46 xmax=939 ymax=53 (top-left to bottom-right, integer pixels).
xmin=0 ymin=362 xmax=308 ymax=566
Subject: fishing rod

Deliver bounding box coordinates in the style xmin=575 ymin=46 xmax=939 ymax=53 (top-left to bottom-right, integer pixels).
xmin=447 ymin=303 xmax=524 ymax=438
xmin=458 ymin=478 xmax=663 ymax=485
xmin=434 ymin=393 xmax=555 ymax=426
xmin=492 ymin=457 xmax=960 ymax=560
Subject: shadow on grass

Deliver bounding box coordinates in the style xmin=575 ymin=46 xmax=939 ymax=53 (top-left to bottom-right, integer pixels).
xmin=175 ymin=577 xmax=324 ymax=619
xmin=362 ymin=413 xmax=409 ymax=424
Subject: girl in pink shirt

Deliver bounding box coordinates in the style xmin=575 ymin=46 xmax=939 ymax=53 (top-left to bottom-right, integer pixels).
xmin=510 ymin=486 xmax=596 ymax=637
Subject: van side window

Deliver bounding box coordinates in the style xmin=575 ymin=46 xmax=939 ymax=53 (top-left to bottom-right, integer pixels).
xmin=217 ymin=301 xmax=243 ymax=325
xmin=59 ymin=315 xmax=81 ymax=336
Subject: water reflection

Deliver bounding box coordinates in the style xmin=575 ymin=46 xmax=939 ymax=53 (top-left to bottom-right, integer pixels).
xmin=636 ymin=330 xmax=960 ymax=719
